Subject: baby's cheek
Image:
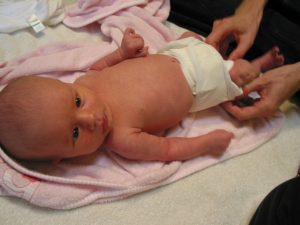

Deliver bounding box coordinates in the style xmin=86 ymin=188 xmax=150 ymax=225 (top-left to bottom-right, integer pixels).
xmin=91 ymin=132 xmax=106 ymax=151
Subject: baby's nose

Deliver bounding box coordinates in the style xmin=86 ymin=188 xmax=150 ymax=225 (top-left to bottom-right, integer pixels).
xmin=78 ymin=111 xmax=101 ymax=131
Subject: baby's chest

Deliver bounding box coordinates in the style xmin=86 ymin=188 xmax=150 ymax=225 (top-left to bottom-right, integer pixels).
xmin=111 ymin=89 xmax=192 ymax=133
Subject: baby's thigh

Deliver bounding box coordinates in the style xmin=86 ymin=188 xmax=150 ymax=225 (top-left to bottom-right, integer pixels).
xmin=179 ymin=31 xmax=204 ymax=41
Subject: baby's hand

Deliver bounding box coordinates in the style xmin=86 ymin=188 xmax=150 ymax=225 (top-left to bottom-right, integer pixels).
xmin=120 ymin=28 xmax=149 ymax=59
xmin=205 ymin=129 xmax=233 ymax=157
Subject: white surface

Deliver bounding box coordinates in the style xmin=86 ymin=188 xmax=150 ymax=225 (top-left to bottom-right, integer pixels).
xmin=1 ymin=1 xmax=300 ymax=224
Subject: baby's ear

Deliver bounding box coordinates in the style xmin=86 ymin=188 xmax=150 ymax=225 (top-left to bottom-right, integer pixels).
xmin=52 ymin=158 xmax=61 ymax=165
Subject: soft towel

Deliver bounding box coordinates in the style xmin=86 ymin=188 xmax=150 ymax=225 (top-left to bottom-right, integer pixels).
xmin=0 ymin=0 xmax=284 ymax=209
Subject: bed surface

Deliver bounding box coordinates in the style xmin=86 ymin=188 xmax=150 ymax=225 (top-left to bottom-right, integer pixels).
xmin=1 ymin=1 xmax=300 ymax=224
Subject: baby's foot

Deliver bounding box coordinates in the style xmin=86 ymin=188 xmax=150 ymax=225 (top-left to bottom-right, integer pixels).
xmin=251 ymin=47 xmax=284 ymax=72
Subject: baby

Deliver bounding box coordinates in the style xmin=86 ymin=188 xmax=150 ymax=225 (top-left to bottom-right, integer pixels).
xmin=0 ymin=28 xmax=284 ymax=162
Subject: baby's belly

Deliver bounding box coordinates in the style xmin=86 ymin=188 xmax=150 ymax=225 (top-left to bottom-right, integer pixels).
xmin=80 ymin=55 xmax=194 ymax=132
xmin=127 ymin=56 xmax=194 ymax=132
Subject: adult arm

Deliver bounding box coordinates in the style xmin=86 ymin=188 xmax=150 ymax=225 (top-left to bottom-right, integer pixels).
xmin=206 ymin=0 xmax=268 ymax=60
xmin=222 ymin=62 xmax=300 ymax=120
xmin=89 ymin=28 xmax=148 ymax=71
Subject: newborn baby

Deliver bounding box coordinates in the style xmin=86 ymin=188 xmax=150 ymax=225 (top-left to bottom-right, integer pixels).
xmin=0 ymin=28 xmax=284 ymax=162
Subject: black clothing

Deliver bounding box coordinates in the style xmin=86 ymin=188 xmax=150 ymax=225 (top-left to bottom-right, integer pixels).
xmin=169 ymin=2 xmax=300 ymax=223
xmin=250 ymin=177 xmax=300 ymax=225
xmin=169 ymin=0 xmax=300 ymax=64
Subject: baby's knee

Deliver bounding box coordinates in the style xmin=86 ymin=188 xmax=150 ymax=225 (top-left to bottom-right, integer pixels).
xmin=178 ymin=31 xmax=204 ymax=41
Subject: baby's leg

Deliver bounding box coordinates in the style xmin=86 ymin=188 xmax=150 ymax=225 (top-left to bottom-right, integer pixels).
xmin=229 ymin=59 xmax=260 ymax=87
xmin=229 ymin=47 xmax=284 ymax=87
xmin=251 ymin=47 xmax=284 ymax=72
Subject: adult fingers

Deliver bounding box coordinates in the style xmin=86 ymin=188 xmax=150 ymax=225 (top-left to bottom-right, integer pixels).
xmin=242 ymin=77 xmax=267 ymax=96
xmin=222 ymin=101 xmax=265 ymax=121
xmin=206 ymin=18 xmax=234 ymax=50
xmin=228 ymin=34 xmax=252 ymax=60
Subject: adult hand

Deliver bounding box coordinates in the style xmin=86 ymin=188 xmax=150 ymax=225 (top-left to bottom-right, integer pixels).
xmin=222 ymin=62 xmax=300 ymax=120
xmin=206 ymin=0 xmax=266 ymax=60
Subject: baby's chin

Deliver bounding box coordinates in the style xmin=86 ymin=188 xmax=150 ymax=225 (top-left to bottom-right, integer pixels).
xmin=104 ymin=102 xmax=113 ymax=127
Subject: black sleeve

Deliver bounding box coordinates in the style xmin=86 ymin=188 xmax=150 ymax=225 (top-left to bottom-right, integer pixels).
xmin=250 ymin=177 xmax=300 ymax=225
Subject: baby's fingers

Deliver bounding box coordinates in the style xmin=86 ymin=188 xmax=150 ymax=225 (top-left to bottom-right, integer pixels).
xmin=124 ymin=27 xmax=135 ymax=36
xmin=124 ymin=27 xmax=143 ymax=40
xmin=206 ymin=129 xmax=233 ymax=156
xmin=135 ymin=46 xmax=149 ymax=57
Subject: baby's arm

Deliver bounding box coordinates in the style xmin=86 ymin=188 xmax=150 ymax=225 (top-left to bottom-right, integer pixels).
xmin=89 ymin=28 xmax=148 ymax=71
xmin=110 ymin=128 xmax=233 ymax=161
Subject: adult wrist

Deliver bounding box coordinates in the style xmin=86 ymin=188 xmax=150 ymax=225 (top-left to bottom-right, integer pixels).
xmin=290 ymin=62 xmax=300 ymax=87
xmin=288 ymin=62 xmax=300 ymax=105
xmin=235 ymin=0 xmax=267 ymax=19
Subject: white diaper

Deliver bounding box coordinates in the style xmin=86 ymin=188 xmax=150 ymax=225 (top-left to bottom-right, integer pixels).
xmin=158 ymin=37 xmax=242 ymax=112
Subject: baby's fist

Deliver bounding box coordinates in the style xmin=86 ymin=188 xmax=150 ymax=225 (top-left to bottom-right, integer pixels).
xmin=121 ymin=28 xmax=148 ymax=59
xmin=206 ymin=129 xmax=233 ymax=157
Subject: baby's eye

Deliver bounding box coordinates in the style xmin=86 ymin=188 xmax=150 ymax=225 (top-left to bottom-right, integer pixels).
xmin=75 ymin=96 xmax=81 ymax=108
xmin=73 ymin=127 xmax=79 ymax=141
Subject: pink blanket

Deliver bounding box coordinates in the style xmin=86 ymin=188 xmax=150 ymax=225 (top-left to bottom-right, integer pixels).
xmin=0 ymin=0 xmax=284 ymax=209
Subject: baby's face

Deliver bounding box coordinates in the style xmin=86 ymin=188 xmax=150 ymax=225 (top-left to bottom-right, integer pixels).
xmin=26 ymin=79 xmax=113 ymax=160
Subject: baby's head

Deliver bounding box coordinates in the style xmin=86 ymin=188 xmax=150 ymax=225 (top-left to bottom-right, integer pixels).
xmin=0 ymin=76 xmax=112 ymax=161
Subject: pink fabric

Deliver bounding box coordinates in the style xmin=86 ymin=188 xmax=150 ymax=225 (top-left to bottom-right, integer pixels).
xmin=0 ymin=0 xmax=284 ymax=209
